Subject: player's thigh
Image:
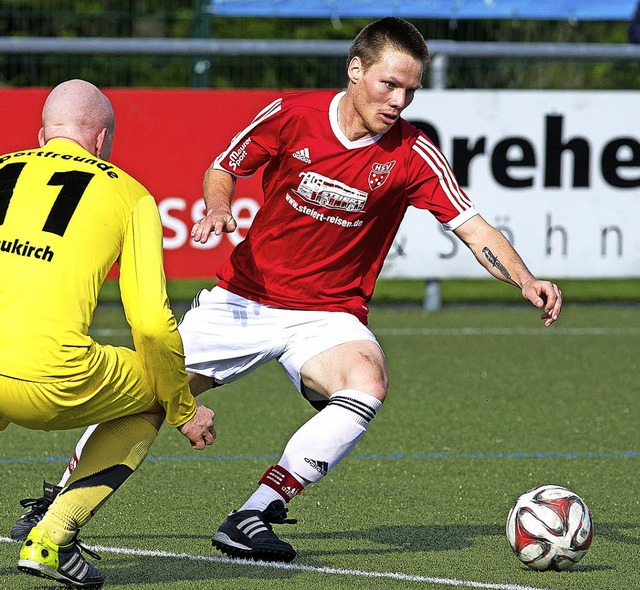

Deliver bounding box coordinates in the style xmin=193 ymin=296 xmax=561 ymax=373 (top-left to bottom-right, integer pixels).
xmin=0 ymin=345 xmax=157 ymax=431
xmin=179 ymin=287 xmax=287 ymax=383
xmin=0 ymin=375 xmax=45 ymax=429
xmin=278 ymin=311 xmax=388 ymax=400
xmin=62 ymin=345 xmax=159 ymax=428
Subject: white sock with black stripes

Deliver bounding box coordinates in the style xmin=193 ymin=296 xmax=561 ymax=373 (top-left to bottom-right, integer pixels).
xmin=239 ymin=389 xmax=382 ymax=511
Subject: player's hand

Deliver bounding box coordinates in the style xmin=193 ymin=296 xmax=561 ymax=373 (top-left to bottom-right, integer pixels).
xmin=191 ymin=209 xmax=237 ymax=244
xmin=177 ymin=401 xmax=216 ymax=450
xmin=521 ymin=279 xmax=562 ymax=327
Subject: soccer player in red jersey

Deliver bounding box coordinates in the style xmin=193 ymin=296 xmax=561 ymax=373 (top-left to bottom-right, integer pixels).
xmin=13 ymin=18 xmax=562 ymax=565
xmin=186 ymin=16 xmax=561 ymax=562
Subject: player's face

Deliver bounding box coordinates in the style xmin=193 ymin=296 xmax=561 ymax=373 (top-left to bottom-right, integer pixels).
xmin=348 ymin=48 xmax=423 ymax=139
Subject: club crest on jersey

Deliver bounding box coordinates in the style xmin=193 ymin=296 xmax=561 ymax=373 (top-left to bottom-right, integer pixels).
xmin=368 ymin=161 xmax=396 ymax=191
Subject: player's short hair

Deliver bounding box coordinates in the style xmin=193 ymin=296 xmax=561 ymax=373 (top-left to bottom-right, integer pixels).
xmin=347 ymin=17 xmax=430 ymax=70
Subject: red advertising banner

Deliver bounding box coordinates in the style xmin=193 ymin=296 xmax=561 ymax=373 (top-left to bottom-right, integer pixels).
xmin=0 ymin=88 xmax=282 ymax=279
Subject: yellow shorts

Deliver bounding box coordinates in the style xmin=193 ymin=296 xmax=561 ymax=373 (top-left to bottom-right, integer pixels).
xmin=0 ymin=344 xmax=158 ymax=431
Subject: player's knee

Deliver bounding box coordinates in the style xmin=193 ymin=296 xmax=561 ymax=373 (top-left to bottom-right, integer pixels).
xmin=347 ymin=362 xmax=388 ymax=401
xmin=365 ymin=379 xmax=388 ymax=402
xmin=137 ymin=403 xmax=165 ymax=430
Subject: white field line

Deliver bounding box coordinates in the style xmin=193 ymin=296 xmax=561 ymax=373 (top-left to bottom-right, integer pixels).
xmin=91 ymin=326 xmax=640 ymax=338
xmin=0 ymin=536 xmax=551 ymax=590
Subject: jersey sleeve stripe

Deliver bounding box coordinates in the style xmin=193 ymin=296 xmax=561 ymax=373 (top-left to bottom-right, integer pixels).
xmin=413 ymin=136 xmax=473 ymax=212
xmin=213 ymin=98 xmax=283 ymax=172
xmin=251 ymin=98 xmax=283 ymax=124
xmin=422 ymin=138 xmax=472 ymax=209
xmin=414 ymin=136 xmax=472 ymax=209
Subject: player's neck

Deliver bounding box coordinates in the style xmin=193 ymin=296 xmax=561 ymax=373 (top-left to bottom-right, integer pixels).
xmin=336 ymin=95 xmax=374 ymax=142
xmin=45 ymin=135 xmax=96 ymax=156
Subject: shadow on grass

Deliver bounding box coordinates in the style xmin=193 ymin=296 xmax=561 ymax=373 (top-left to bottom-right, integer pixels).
xmin=97 ymin=523 xmax=502 ymax=555
xmin=592 ymin=522 xmax=640 ymax=546
xmin=290 ymin=523 xmax=504 ymax=553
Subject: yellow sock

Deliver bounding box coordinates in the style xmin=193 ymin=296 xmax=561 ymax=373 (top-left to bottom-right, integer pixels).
xmin=39 ymin=415 xmax=157 ymax=545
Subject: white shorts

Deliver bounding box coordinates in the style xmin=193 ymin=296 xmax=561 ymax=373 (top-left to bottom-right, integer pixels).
xmin=178 ymin=286 xmax=379 ymax=401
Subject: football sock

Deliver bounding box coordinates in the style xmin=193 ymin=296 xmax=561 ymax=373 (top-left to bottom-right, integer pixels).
xmin=240 ymin=389 xmax=381 ymax=511
xmin=57 ymin=424 xmax=97 ymax=487
xmin=37 ymin=415 xmax=157 ymax=546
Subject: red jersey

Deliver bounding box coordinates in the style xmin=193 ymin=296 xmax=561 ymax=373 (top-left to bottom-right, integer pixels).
xmin=213 ymin=90 xmax=477 ymax=324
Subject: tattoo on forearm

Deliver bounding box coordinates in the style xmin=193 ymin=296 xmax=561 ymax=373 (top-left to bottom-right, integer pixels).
xmin=482 ymin=247 xmax=512 ymax=280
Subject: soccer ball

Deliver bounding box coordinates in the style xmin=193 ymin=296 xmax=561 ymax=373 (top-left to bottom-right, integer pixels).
xmin=506 ymin=484 xmax=593 ymax=571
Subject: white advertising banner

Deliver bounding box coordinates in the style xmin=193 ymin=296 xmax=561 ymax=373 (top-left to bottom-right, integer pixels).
xmin=382 ymin=90 xmax=640 ymax=279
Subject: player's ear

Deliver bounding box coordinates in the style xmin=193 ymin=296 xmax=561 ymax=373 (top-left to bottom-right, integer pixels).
xmin=95 ymin=127 xmax=112 ymax=161
xmin=37 ymin=127 xmax=46 ymax=147
xmin=347 ymin=56 xmax=363 ymax=84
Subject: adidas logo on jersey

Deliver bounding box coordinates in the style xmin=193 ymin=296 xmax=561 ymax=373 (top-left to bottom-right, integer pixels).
xmin=292 ymin=147 xmax=311 ymax=164
xmin=304 ymin=458 xmax=329 ymax=475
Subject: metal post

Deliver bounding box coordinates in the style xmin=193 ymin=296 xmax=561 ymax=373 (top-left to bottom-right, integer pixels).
xmin=429 ymin=53 xmax=449 ymax=89
xmin=423 ymin=279 xmax=442 ymax=311
xmin=191 ymin=0 xmax=211 ymax=88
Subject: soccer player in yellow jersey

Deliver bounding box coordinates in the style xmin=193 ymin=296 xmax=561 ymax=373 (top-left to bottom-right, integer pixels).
xmin=0 ymin=79 xmax=216 ymax=589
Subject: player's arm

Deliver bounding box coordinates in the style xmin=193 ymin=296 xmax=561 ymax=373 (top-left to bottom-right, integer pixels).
xmin=192 ymin=99 xmax=282 ymax=244
xmin=191 ymin=167 xmax=237 ymax=244
xmin=453 ymin=214 xmax=562 ymax=327
xmin=119 ymin=194 xmax=201 ymax=429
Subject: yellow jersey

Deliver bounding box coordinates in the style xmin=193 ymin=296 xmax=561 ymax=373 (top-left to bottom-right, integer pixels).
xmin=0 ymin=138 xmax=196 ymax=427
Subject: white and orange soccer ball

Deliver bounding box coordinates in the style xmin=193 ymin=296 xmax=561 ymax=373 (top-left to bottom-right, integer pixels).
xmin=506 ymin=485 xmax=593 ymax=571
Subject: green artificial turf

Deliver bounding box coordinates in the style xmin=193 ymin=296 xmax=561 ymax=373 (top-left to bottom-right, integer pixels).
xmin=1 ymin=304 xmax=638 ymax=589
